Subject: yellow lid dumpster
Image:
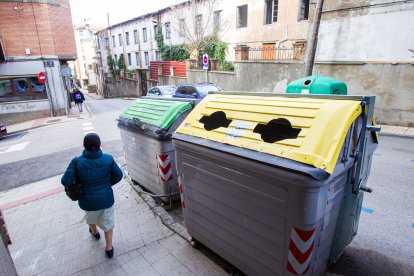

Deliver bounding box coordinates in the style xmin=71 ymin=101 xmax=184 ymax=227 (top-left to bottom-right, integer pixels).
xmin=173 ymin=93 xmax=378 ymax=275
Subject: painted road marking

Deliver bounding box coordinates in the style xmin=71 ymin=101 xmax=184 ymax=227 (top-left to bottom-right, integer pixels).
xmin=83 ymin=126 xmax=94 ymax=131
xmin=83 ymin=122 xmax=93 ymax=127
xmin=84 ymin=131 xmax=95 ymax=135
xmin=361 ymin=207 xmax=374 ymax=214
xmin=0 ymin=142 xmax=30 ymax=154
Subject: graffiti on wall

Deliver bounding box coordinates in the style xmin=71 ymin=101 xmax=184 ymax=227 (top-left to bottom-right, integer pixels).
xmin=0 ymin=101 xmax=49 ymax=114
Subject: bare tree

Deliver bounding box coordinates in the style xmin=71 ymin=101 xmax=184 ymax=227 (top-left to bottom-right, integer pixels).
xmin=170 ymin=0 xmax=230 ymax=58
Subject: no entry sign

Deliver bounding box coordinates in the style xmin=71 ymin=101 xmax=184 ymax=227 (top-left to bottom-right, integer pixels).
xmin=203 ymin=54 xmax=209 ymax=70
xmin=38 ymin=72 xmax=46 ymax=84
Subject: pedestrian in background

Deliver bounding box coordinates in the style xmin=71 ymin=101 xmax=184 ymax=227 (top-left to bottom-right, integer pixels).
xmin=61 ymin=133 xmax=123 ymax=258
xmin=73 ymin=89 xmax=85 ymax=112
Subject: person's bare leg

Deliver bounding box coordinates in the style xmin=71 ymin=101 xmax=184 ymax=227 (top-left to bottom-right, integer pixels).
xmin=104 ymin=229 xmax=113 ymax=251
xmin=89 ymin=224 xmax=98 ymax=235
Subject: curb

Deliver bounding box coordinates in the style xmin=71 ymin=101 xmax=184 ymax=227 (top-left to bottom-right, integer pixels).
xmin=378 ymin=132 xmax=414 ymax=139
xmin=84 ymin=102 xmax=93 ymax=120
xmin=122 ymin=170 xmax=191 ymax=243
xmin=3 ymin=105 xmax=92 ymax=138
xmin=2 ymin=118 xmax=84 ymax=138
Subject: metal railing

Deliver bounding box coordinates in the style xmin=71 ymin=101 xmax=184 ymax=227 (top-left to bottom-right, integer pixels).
xmin=248 ymin=46 xmax=299 ymax=61
xmin=190 ymin=58 xmax=235 ymax=72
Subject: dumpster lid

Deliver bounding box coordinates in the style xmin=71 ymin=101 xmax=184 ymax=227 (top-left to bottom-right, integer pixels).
xmin=175 ymin=94 xmax=363 ymax=174
xmin=120 ymin=98 xmax=192 ymax=130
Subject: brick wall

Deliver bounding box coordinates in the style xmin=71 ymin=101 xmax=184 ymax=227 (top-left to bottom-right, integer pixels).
xmin=0 ymin=1 xmax=76 ymax=58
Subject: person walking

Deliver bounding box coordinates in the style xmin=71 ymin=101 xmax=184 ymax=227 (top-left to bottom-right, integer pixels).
xmin=73 ymin=89 xmax=85 ymax=112
xmin=61 ymin=133 xmax=123 ymax=258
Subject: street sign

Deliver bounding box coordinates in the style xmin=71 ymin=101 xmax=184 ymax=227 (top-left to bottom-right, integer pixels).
xmin=202 ymin=54 xmax=209 ymax=70
xmin=44 ymin=61 xmax=54 ymax=67
xmin=38 ymin=72 xmax=46 ymax=84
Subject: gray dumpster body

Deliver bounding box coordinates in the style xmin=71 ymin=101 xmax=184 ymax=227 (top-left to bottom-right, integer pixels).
xmin=118 ymin=98 xmax=194 ymax=202
xmin=173 ymin=94 xmax=378 ymax=275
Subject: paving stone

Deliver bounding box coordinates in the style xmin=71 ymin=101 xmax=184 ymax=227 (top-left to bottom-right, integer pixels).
xmin=151 ymin=253 xmax=184 ymax=275
xmin=121 ymin=254 xmax=160 ymax=276
xmin=2 ymin=178 xmax=227 ymax=275
xmin=138 ymin=241 xmax=170 ymax=264
xmin=168 ymin=264 xmax=195 ymax=276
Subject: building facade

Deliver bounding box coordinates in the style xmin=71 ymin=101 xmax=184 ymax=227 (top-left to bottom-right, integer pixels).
xmin=95 ymin=0 xmax=311 ymax=73
xmin=0 ymin=0 xmax=77 ymax=124
xmin=313 ymin=0 xmax=414 ymax=126
xmin=73 ymin=24 xmax=103 ymax=90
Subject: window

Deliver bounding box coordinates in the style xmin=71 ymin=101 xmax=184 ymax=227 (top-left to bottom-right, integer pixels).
xmin=0 ymin=80 xmax=13 ymax=96
xmin=155 ymin=51 xmax=161 ymax=61
xmin=299 ymin=0 xmax=310 ymax=20
xmin=14 ymin=78 xmax=29 ymax=94
xmin=0 ymin=77 xmax=47 ymax=103
xmin=143 ymin=28 xmax=147 ymax=42
xmin=196 ymin=14 xmax=203 ymax=35
xmin=177 ymin=86 xmax=197 ymax=96
xmin=179 ymin=19 xmax=185 ymax=37
xmin=214 ymin=10 xmax=222 ymax=32
xmin=133 ymin=30 xmax=138 ymax=44
xmin=135 ymin=52 xmax=140 ymax=66
xmin=165 ymin=22 xmax=171 ymax=39
xmin=154 ymin=25 xmax=158 ymax=41
xmin=237 ymin=5 xmax=248 ymax=28
xmin=144 ymin=51 xmax=149 ymax=65
xmin=112 ymin=35 xmax=116 ymax=47
xmin=88 ymin=64 xmax=92 ymax=70
xmin=30 ymin=77 xmax=46 ymax=94
xmin=118 ymin=34 xmax=123 ymax=46
xmin=125 ymin=32 xmax=130 ymax=45
xmin=114 ymin=54 xmax=118 ymax=63
xmin=105 ymin=37 xmax=109 ymax=48
xmin=127 ymin=53 xmax=132 ymax=65
xmin=265 ymin=0 xmax=278 ymax=24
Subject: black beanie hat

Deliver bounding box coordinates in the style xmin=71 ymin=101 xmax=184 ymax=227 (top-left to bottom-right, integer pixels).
xmin=83 ymin=133 xmax=101 ymax=151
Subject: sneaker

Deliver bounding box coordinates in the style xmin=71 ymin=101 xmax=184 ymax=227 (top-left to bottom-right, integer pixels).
xmin=89 ymin=228 xmax=100 ymax=240
xmin=105 ymin=247 xmax=114 ymax=258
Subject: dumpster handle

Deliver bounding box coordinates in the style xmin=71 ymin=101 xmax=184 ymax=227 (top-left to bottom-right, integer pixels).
xmin=357 ymin=179 xmax=373 ymax=193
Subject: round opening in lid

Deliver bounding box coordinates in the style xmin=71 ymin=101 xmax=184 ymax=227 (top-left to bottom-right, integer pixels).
xmin=303 ymin=79 xmax=312 ymax=86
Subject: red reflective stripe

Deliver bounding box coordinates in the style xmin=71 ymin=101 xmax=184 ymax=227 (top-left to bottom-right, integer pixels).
xmin=287 ymin=261 xmax=299 ymax=275
xmin=294 ymin=227 xmax=315 ymax=242
xmin=158 ymin=154 xmax=168 ymax=162
xmin=289 ymin=240 xmax=314 ymax=264
xmin=159 ymin=162 xmax=172 ymax=174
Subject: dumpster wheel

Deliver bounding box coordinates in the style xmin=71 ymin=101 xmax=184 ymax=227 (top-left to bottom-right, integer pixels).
xmin=190 ymin=238 xmax=201 ymax=249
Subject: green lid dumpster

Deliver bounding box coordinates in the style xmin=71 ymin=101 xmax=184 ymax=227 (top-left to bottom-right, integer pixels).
xmin=286 ymin=76 xmax=347 ymax=95
xmin=118 ymin=98 xmax=193 ymax=203
xmin=172 ymin=93 xmax=378 ymax=275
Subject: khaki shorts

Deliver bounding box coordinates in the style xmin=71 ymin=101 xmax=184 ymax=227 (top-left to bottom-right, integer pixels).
xmin=85 ymin=206 xmax=115 ymax=232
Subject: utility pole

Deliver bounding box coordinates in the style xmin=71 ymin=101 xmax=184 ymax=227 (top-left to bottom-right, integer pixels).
xmin=304 ymin=0 xmax=324 ymax=76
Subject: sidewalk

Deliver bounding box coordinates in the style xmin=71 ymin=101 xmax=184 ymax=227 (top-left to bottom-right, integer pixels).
xmin=0 ymin=177 xmax=227 ymax=275
xmin=5 ymin=105 xmax=87 ymax=135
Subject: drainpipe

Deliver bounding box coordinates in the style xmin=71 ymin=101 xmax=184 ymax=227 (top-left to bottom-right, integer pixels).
xmin=278 ymin=3 xmax=289 ymax=47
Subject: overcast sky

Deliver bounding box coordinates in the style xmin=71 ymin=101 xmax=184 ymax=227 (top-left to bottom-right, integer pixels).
xmin=69 ymin=0 xmax=182 ymax=27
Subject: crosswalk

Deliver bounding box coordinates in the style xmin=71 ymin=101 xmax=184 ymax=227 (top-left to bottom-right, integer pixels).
xmin=83 ymin=122 xmax=95 ymax=135
xmin=0 ymin=141 xmax=30 ymax=154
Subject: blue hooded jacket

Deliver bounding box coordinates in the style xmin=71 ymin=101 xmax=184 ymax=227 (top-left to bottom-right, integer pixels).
xmin=61 ymin=150 xmax=123 ymax=211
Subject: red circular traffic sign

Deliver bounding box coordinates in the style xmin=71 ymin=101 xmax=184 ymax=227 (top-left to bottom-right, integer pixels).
xmin=38 ymin=72 xmax=46 ymax=84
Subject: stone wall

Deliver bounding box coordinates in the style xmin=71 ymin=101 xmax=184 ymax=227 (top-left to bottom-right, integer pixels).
xmin=157 ymin=61 xmax=414 ymax=127
xmin=103 ymin=77 xmax=143 ymax=99
xmin=315 ymin=63 xmax=414 ymax=127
